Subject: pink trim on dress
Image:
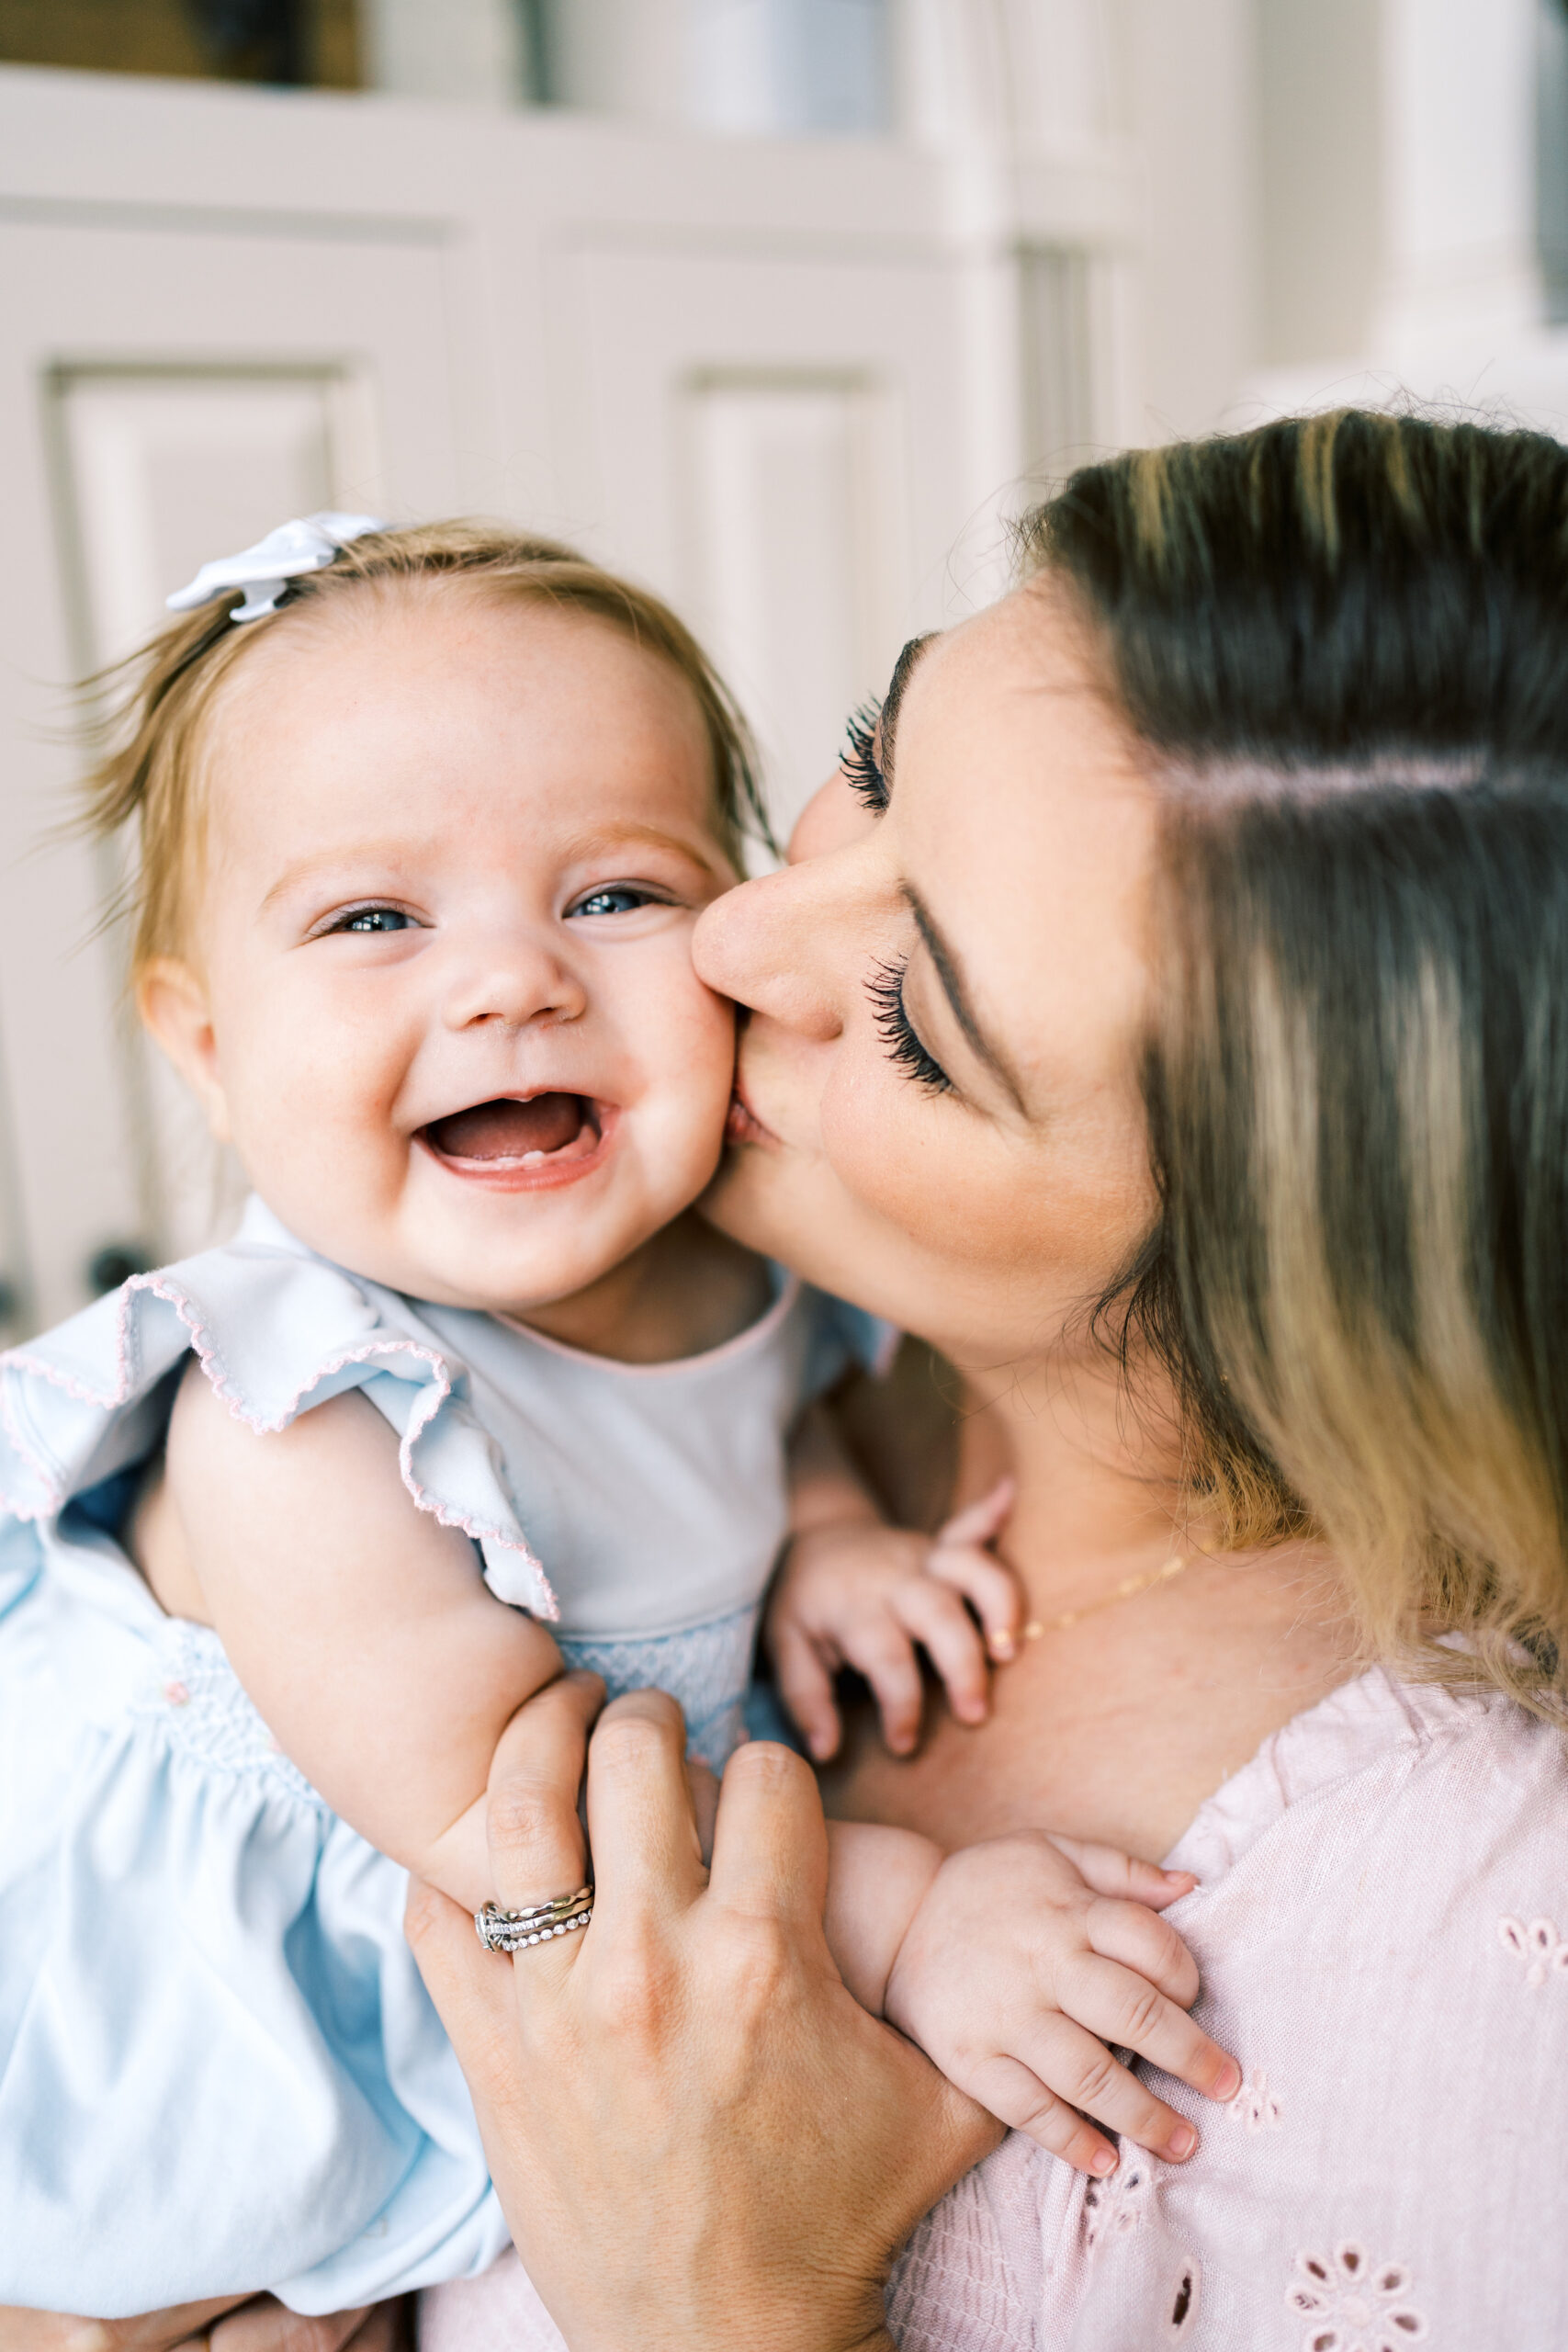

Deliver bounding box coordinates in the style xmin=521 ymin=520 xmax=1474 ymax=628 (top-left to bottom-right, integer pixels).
xmin=0 ymin=1270 xmax=558 ymax=1621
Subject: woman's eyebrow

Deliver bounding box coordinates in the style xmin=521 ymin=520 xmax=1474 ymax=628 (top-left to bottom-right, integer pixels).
xmin=905 ymin=887 xmax=1028 ymax=1114
xmin=876 ymin=633 xmax=937 ymax=786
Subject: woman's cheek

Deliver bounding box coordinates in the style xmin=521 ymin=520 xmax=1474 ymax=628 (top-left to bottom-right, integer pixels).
xmin=818 ymin=1064 xmax=998 ymax=1247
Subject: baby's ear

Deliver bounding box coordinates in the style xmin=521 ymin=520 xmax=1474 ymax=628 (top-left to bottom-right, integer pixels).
xmin=137 ymin=957 xmax=232 ymax=1142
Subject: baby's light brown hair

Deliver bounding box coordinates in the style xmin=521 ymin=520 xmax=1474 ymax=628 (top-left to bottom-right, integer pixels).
xmin=83 ymin=519 xmax=766 ymax=977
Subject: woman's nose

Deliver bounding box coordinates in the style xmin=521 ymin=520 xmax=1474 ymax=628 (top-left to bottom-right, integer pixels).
xmin=693 ymin=855 xmax=848 ymax=1041
xmin=441 ymin=933 xmax=588 ymax=1033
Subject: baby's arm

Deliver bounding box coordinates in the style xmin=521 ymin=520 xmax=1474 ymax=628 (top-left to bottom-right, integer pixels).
xmin=822 ymin=1819 xmax=1239 ymax=2173
xmin=155 ymin=1361 xmax=561 ymax=1911
xmin=771 ymin=1399 xmax=1022 ymax=1759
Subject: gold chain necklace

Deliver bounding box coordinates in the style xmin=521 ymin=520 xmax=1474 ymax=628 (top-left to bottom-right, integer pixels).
xmin=1022 ymin=1552 xmax=1192 ymax=1640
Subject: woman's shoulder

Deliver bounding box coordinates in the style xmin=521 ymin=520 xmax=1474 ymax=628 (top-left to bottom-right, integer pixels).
xmin=1165 ymin=1663 xmax=1562 ymax=1883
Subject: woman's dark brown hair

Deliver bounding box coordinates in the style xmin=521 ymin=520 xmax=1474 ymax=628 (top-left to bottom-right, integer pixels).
xmin=1025 ymin=411 xmax=1568 ymax=1710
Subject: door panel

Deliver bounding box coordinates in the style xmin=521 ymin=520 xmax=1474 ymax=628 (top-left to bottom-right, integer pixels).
xmin=0 ymin=209 xmax=457 ymax=1317
xmin=51 ymin=365 xmax=385 ymax=1261
xmin=570 ymin=243 xmax=963 ymax=827
xmin=682 ymin=373 xmax=905 ymax=838
xmin=54 ymin=368 xmax=382 ymax=666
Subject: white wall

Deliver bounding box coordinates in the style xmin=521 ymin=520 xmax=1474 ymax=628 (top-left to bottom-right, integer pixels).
xmin=1126 ymin=0 xmax=1260 ymax=439
xmin=1243 ymin=0 xmax=1568 ymax=433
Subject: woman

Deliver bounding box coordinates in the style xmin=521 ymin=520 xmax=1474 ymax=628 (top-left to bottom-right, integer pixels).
xmin=408 ymin=409 xmax=1568 ymax=2350
xmin=17 ymin=410 xmax=1568 ymax=2348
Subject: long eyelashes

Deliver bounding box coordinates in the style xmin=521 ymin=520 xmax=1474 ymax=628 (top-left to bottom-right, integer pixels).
xmin=867 ymin=957 xmax=953 ymax=1094
xmin=841 ymin=700 xmax=888 ymax=813
xmin=848 ymin=709 xmax=946 ymax=1094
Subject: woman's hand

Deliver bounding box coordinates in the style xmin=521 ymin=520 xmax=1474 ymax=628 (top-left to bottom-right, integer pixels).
xmin=406 ymin=1674 xmax=1000 ymax=2352
xmin=0 ymin=2300 xmax=407 ymax=2352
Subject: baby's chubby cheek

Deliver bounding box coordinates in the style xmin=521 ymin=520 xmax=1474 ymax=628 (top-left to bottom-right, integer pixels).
xmin=634 ymin=1020 xmax=738 ymax=1196
xmin=218 ymin=1006 xmax=406 ymax=1211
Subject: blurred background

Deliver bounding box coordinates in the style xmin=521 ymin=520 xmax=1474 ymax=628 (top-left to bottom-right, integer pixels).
xmin=0 ymin=0 xmax=1562 ymax=1334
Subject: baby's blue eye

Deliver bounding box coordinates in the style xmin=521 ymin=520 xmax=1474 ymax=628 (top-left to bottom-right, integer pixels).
xmin=571 ymin=887 xmax=653 ymax=918
xmin=337 ymin=908 xmax=412 ymax=934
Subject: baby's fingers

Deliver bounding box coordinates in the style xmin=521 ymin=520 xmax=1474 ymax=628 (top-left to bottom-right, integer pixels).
xmin=1066 ymin=1942 xmax=1241 ymax=2109
xmin=836 ymin=1613 xmax=926 ymax=1756
xmin=925 ymin=1540 xmax=1025 ymax=1665
xmin=1009 ymin=2015 xmax=1203 ymax=2162
xmin=1083 ymin=1893 xmax=1201 ymax=2007
xmin=891 ymin=1576 xmax=993 ymax=1726
xmin=1049 ymin=1832 xmax=1198 ymax=1912
xmin=952 ymin=2052 xmax=1119 ymax=2177
xmin=770 ymin=1624 xmax=843 ymax=1763
xmin=934 ymin=1476 xmax=1016 ymax=1551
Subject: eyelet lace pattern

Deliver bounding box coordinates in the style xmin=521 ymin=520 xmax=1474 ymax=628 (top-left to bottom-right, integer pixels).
xmin=1286 ymin=2245 xmax=1428 ymax=2350
xmin=1226 ymin=2065 xmax=1282 ymax=2132
xmin=1497 ymin=1914 xmax=1568 ymax=1987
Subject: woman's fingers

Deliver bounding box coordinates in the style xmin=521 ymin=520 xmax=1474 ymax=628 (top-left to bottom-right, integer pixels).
xmin=1048 ymin=1832 xmax=1199 ymax=1913
xmin=0 ymin=2305 xmax=250 ymax=2352
xmin=687 ymin=1757 xmax=720 ymax=1866
xmin=582 ymin=1690 xmax=707 ymax=1926
xmin=208 ymin=2302 xmax=394 ymax=2352
xmin=404 ymin=1882 xmax=514 ymax=2107
xmin=419 ymin=1681 xmax=1005 ymax=2352
xmin=924 ymin=1540 xmax=1024 ymax=1664
xmin=708 ymin=1737 xmax=832 ymax=1928
xmin=484 ymin=1671 xmax=603 ymax=1950
xmin=769 ymin=1622 xmax=843 ymax=1761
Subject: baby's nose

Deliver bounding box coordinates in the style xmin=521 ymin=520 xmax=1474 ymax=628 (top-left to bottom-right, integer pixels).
xmin=443 ymin=936 xmax=587 ymax=1030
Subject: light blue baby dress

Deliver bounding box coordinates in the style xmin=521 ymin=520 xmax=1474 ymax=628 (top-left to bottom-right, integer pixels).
xmin=0 ymin=1198 xmax=885 ymax=2315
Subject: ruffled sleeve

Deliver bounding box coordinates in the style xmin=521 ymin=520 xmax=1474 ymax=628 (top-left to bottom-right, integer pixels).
xmin=0 ymin=1209 xmax=556 ymax=1620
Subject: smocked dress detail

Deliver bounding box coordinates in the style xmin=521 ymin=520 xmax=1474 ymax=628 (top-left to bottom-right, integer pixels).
xmin=0 ymin=1199 xmax=883 ymax=2313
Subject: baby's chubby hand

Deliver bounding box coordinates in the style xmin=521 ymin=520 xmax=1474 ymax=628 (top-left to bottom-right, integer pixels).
xmin=884 ymin=1831 xmax=1241 ymax=2176
xmin=765 ymin=1479 xmax=1021 ymax=1759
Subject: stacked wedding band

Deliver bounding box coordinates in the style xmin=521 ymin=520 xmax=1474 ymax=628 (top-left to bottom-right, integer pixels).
xmin=475 ymin=1886 xmax=595 ymax=1953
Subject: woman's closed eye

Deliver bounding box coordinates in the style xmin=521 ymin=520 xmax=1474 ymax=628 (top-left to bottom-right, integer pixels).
xmin=841 ymin=702 xmax=888 ymax=815
xmin=867 ymin=957 xmax=953 ymax=1095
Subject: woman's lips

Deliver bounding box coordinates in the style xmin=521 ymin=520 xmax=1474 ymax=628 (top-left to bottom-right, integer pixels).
xmin=725 ymin=1085 xmax=779 ymax=1148
xmin=420 ymin=1093 xmax=614 ymax=1190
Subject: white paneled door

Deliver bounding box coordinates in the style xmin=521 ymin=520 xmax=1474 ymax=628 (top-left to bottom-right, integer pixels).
xmin=0 ymin=63 xmax=1140 ymax=1329
xmin=0 ymin=186 xmax=461 ymax=1323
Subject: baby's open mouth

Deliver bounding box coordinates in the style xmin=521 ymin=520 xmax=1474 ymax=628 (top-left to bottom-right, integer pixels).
xmin=422 ymin=1093 xmax=603 ymax=1169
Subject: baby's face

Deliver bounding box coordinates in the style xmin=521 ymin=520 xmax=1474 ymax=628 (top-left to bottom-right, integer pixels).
xmin=156 ymin=589 xmax=740 ymax=1314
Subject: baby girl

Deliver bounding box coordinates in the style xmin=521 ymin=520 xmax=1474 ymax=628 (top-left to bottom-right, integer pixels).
xmin=0 ymin=516 xmax=1235 ymax=2317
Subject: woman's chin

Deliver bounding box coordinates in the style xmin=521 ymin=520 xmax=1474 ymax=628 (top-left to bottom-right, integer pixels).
xmin=695 ymin=1132 xmax=843 ymax=1272
xmin=697 ymin=1141 xmax=904 ymax=1322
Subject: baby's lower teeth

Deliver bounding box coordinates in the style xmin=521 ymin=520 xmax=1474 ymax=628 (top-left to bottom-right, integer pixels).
xmin=522 ymin=1150 xmax=547 ymax=1168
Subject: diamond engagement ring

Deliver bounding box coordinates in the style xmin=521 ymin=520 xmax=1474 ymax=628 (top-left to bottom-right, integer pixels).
xmin=475 ymin=1886 xmax=594 ymax=1953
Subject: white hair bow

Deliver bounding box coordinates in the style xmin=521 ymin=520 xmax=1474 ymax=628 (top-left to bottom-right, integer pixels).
xmin=165 ymin=511 xmax=388 ymax=625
